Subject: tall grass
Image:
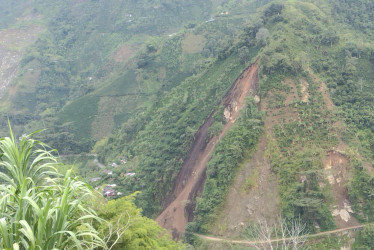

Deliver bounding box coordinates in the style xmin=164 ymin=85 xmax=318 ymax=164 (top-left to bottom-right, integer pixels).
xmin=0 ymin=122 xmax=106 ymax=249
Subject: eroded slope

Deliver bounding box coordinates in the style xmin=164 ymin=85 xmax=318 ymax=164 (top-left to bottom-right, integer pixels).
xmin=156 ymin=62 xmax=259 ymax=238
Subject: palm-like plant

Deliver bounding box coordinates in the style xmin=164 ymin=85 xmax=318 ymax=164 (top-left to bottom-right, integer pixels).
xmin=0 ymin=123 xmax=107 ymax=249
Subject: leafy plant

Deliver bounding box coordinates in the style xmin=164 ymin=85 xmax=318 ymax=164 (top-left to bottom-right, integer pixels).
xmin=0 ymin=123 xmax=106 ymax=249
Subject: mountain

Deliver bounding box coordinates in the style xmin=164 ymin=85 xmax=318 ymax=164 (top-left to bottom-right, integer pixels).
xmin=1 ymin=0 xmax=374 ymax=248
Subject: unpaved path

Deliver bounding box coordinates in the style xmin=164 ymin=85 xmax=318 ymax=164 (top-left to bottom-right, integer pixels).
xmin=196 ymin=223 xmax=373 ymax=246
xmin=156 ymin=62 xmax=259 ymax=238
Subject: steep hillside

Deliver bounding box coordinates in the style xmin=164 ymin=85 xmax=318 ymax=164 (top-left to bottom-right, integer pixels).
xmin=98 ymin=0 xmax=374 ymax=248
xmin=156 ymin=61 xmax=260 ymax=238
xmin=0 ymin=0 xmax=217 ymax=152
xmin=94 ymin=0 xmax=374 ymax=239
xmin=189 ymin=0 xmax=374 ymax=248
xmin=2 ymin=0 xmax=374 ymax=248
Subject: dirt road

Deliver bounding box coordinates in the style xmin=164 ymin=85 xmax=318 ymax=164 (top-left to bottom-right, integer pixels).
xmin=156 ymin=61 xmax=259 ymax=238
xmin=196 ymin=223 xmax=372 ymax=246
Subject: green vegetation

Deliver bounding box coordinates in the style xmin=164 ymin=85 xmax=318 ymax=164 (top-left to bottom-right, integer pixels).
xmin=0 ymin=125 xmax=183 ymax=248
xmin=242 ymin=169 xmax=259 ymax=192
xmin=0 ymin=125 xmax=106 ymax=249
xmin=3 ymin=0 xmax=374 ymax=248
xmin=0 ymin=0 xmax=31 ymax=28
xmin=250 ymin=0 xmax=374 ymax=233
xmin=192 ymin=100 xmax=263 ymax=232
xmin=94 ymin=192 xmax=185 ymax=250
xmin=352 ymin=225 xmax=374 ymax=249
xmin=0 ymin=0 xmax=217 ymax=153
xmin=307 ymin=234 xmax=349 ymax=249
xmin=348 ymin=156 xmax=374 ymax=222
xmin=98 ymin=53 xmax=254 ymax=216
xmin=93 ymin=0 xmax=374 ymax=237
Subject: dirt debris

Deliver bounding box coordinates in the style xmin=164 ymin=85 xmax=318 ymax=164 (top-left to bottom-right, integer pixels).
xmin=324 ymin=150 xmax=359 ymax=228
xmin=212 ymin=80 xmax=302 ymax=237
xmin=156 ymin=61 xmax=259 ymax=238
xmin=212 ymin=135 xmax=279 ymax=237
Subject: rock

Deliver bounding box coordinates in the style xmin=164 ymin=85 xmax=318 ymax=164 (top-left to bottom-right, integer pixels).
xmin=340 ymin=209 xmax=350 ymax=222
xmin=332 ymin=209 xmax=340 ymax=216
xmin=254 ymin=95 xmax=260 ymax=104
xmin=344 ymin=200 xmax=353 ymax=213
xmin=327 ymin=175 xmax=335 ymax=184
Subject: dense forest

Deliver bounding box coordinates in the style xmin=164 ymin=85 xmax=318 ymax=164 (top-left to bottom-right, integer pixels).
xmin=1 ymin=0 xmax=374 ymax=248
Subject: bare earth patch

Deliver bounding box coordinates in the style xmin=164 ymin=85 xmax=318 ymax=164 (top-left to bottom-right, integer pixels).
xmin=182 ymin=33 xmax=206 ymax=54
xmin=112 ymin=44 xmax=136 ymax=63
xmin=212 ymin=135 xmax=279 ymax=237
xmin=156 ymin=62 xmax=259 ymax=238
xmin=212 ymin=79 xmax=305 ymax=237
xmin=311 ymin=73 xmax=359 ymax=228
xmin=323 ymin=150 xmax=360 ymax=228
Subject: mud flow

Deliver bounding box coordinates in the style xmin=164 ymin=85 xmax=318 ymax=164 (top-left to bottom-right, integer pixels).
xmin=156 ymin=61 xmax=259 ymax=238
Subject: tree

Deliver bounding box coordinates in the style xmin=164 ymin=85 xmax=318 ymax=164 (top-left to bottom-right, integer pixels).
xmin=264 ymin=3 xmax=284 ymax=17
xmin=256 ymin=28 xmax=270 ymax=46
xmin=352 ymin=225 xmax=374 ymax=248
xmin=320 ymin=29 xmax=339 ymax=47
xmin=0 ymin=123 xmax=106 ymax=249
xmin=300 ymin=52 xmax=310 ymax=72
xmin=246 ymin=217 xmax=308 ymax=250
xmin=93 ymin=192 xmax=185 ymax=250
xmin=238 ymin=46 xmax=250 ymax=64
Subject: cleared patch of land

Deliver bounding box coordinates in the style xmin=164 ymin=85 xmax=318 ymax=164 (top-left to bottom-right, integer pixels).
xmin=112 ymin=44 xmax=136 ymax=63
xmin=182 ymin=33 xmax=206 ymax=54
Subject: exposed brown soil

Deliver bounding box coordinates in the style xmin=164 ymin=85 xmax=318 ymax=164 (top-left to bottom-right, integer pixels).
xmin=300 ymin=78 xmax=309 ymax=102
xmin=312 ymin=73 xmax=359 ymax=228
xmin=212 ymin=135 xmax=279 ymax=237
xmin=262 ymin=80 xmax=299 ymax=135
xmin=112 ymin=44 xmax=136 ymax=63
xmin=156 ymin=61 xmax=259 ymax=238
xmin=212 ymin=79 xmax=302 ymax=237
xmin=323 ymin=150 xmax=360 ymax=228
xmin=319 ymin=80 xmax=334 ymax=111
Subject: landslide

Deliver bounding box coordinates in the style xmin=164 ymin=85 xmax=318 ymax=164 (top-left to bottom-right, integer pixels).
xmin=156 ymin=61 xmax=259 ymax=238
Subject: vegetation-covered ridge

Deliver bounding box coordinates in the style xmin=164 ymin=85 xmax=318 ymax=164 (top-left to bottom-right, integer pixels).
xmin=156 ymin=60 xmax=262 ymax=238
xmin=94 ymin=0 xmax=374 ymax=238
xmin=93 ymin=0 xmax=271 ymax=219
xmin=2 ymin=0 xmax=374 ymax=249
xmin=0 ymin=0 xmax=216 ymax=153
xmin=186 ymin=0 xmax=374 ymax=248
xmin=0 ymin=124 xmax=184 ymax=249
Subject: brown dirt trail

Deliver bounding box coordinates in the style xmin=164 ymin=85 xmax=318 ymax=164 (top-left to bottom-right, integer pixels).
xmin=156 ymin=62 xmax=259 ymax=238
xmin=195 ymin=222 xmax=374 ymax=246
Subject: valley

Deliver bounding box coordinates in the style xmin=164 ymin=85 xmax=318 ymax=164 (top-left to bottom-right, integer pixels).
xmin=1 ymin=0 xmax=374 ymax=249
